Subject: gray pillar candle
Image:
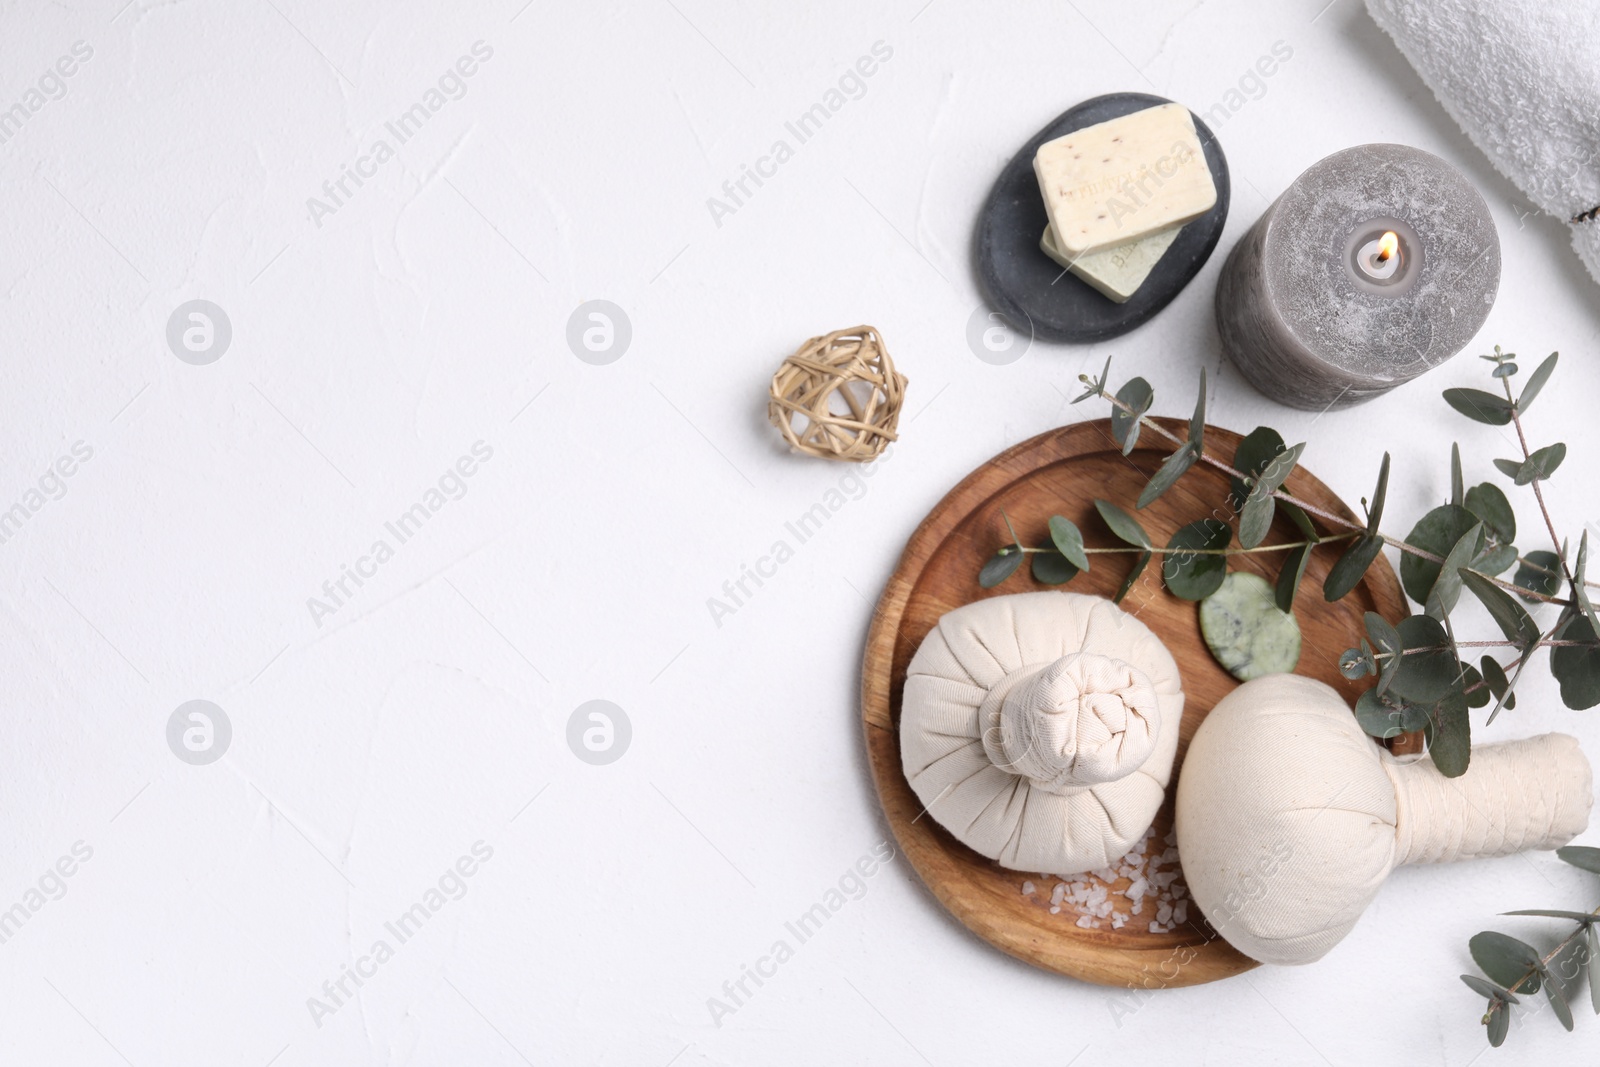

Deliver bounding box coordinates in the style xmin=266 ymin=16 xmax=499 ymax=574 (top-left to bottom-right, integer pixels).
xmin=1215 ymin=144 xmax=1500 ymax=410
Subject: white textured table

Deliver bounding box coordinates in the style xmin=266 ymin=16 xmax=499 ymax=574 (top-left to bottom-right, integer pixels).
xmin=3 ymin=1 xmax=1598 ymax=1064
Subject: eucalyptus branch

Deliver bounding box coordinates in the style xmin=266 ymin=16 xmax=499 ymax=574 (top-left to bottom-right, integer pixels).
xmin=1461 ymin=843 xmax=1600 ymax=1048
xmin=1084 ymin=379 xmax=1569 ymax=605
xmin=1503 ymin=374 xmax=1576 ymax=589
xmin=1018 ymin=534 xmax=1354 ymax=558
xmin=1387 ymin=639 xmax=1588 ymax=655
xmin=1504 ymin=905 xmax=1600 ymax=998
xmin=982 ymin=349 xmax=1600 ymax=796
xmin=1516 ymin=555 xmax=1563 ymax=579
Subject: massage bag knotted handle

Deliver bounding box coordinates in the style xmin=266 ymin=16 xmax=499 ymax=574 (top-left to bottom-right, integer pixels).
xmin=900 ymin=592 xmax=1185 ymax=875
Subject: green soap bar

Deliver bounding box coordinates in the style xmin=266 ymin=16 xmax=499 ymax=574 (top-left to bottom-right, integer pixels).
xmin=1040 ymin=223 xmax=1182 ymax=303
xmin=1199 ymin=572 xmax=1302 ymax=682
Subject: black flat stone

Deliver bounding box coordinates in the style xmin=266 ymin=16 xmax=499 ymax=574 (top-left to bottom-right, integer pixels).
xmin=975 ymin=92 xmax=1231 ymax=344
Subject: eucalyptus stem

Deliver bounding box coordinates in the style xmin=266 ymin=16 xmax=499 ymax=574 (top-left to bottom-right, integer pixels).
xmin=1503 ymin=903 xmax=1600 ymax=999
xmin=1504 ymin=374 xmax=1577 ymax=590
xmin=1386 ymin=638 xmax=1588 ymax=656
xmin=1084 ymin=379 xmax=1575 ymax=606
xmin=1018 ymin=534 xmax=1353 ymax=558
xmin=1517 ymin=555 xmax=1562 ymax=579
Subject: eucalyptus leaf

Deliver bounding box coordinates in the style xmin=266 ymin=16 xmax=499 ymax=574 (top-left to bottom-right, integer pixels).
xmin=1445 ymin=388 xmax=1515 ymax=425
xmin=1572 ymin=532 xmax=1600 ymax=636
xmin=1514 ymin=443 xmax=1567 ymax=485
xmin=1487 ymin=649 xmax=1531 ymax=725
xmin=1230 ymin=427 xmax=1286 ymax=508
xmin=1493 ymin=457 xmax=1524 ymax=480
xmin=1428 ymin=686 xmax=1471 ymax=778
xmin=1553 ymin=933 xmax=1590 ymax=988
xmin=1162 ymin=519 xmax=1231 ymax=601
xmin=1112 ymin=377 xmax=1154 ymax=455
xmin=1095 ymin=499 xmax=1151 ymax=548
xmin=1470 ymin=931 xmax=1543 ymax=992
xmin=1544 ymin=968 xmax=1575 ymax=1032
xmin=1340 ymin=644 xmax=1375 ymax=679
xmin=1048 ymin=515 xmax=1091 ymax=572
xmin=1551 ymin=613 xmax=1600 ymax=710
xmin=1354 ymin=688 xmax=1407 ymax=738
xmin=1589 ymin=924 xmax=1600 ymax=1016
xmin=1237 ymin=443 xmax=1304 ymax=550
xmin=1116 ymin=550 xmax=1152 ymax=604
xmin=1464 ymin=482 xmax=1516 ymax=543
xmin=1239 ymin=489 xmax=1276 ymax=550
xmin=1486 ymin=999 xmax=1510 ymax=1047
xmin=1460 ymin=974 xmax=1518 ymax=1003
xmin=1402 ymin=700 xmax=1432 ymax=733
xmin=1324 ymin=534 xmax=1382 ymax=601
xmin=1401 ymin=504 xmax=1480 ymax=606
xmin=1031 ymin=548 xmax=1078 ymax=585
xmin=1557 ymin=845 xmax=1600 ymax=875
xmin=1461 ymin=570 xmax=1541 ymax=649
xmin=1452 ymin=441 xmax=1465 ymax=508
xmin=1254 ymin=442 xmax=1306 ymax=496
xmin=1368 ymin=453 xmax=1391 ymax=533
xmin=1518 ymin=351 xmax=1559 ymax=414
xmin=979 ymin=547 xmax=1024 ymax=588
xmin=1188 ymin=367 xmax=1207 ymax=458
xmin=1426 ymin=523 xmax=1486 ymax=618
xmin=1073 ymin=356 xmax=1113 ymax=404
xmin=1137 ymin=443 xmax=1197 ymax=509
xmin=1461 ymin=662 xmax=1490 ymax=709
xmin=1502 ymin=910 xmax=1600 ymax=924
xmin=1353 ymin=688 xmax=1412 ymax=738
xmin=1366 ymin=612 xmax=1404 ymax=696
xmin=1276 ymin=542 xmax=1311 ymax=613
xmin=1492 ymin=362 xmax=1518 ymax=378
xmin=1474 ymin=543 xmax=1518 ymax=577
xmin=1451 ymin=443 xmax=1464 ymax=507
xmin=1389 ymin=614 xmax=1459 ymax=704
xmin=1282 ymin=500 xmax=1317 ymax=540
xmin=1515 ymin=551 xmax=1562 ymax=601
xmin=1479 ymin=655 xmax=1515 ymax=713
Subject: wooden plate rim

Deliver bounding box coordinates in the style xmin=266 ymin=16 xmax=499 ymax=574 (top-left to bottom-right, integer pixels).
xmin=859 ymin=416 xmax=1406 ymax=987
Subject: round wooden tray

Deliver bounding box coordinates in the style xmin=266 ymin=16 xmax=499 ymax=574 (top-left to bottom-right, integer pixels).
xmin=861 ymin=417 xmax=1407 ymax=988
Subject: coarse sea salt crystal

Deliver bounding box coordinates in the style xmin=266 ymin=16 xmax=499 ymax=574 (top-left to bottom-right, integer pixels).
xmin=1174 ymin=901 xmax=1188 ymax=924
xmin=1125 ymin=878 xmax=1147 ymax=900
xmin=1022 ymin=881 xmax=1036 ymax=896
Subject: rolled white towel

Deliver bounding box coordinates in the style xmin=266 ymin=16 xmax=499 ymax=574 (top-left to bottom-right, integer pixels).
xmin=1365 ymin=0 xmax=1600 ymax=284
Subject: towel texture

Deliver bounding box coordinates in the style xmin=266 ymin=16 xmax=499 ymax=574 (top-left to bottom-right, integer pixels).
xmin=1366 ymin=0 xmax=1600 ymax=283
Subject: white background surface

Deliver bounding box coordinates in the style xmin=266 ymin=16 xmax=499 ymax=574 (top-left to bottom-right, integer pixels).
xmin=2 ymin=0 xmax=1599 ymax=1064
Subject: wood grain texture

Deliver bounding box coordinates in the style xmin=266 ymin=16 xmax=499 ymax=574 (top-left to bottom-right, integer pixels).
xmin=861 ymin=417 xmax=1408 ymax=988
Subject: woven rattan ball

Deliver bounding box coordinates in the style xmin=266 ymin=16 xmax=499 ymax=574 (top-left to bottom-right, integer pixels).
xmin=767 ymin=326 xmax=907 ymax=462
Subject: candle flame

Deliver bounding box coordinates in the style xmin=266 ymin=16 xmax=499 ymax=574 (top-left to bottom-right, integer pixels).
xmin=1376 ymin=231 xmax=1399 ymax=263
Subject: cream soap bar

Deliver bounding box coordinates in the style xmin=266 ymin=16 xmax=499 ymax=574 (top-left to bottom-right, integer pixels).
xmin=1033 ymin=103 xmax=1216 ymax=258
xmin=1041 ymin=223 xmax=1182 ymax=303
